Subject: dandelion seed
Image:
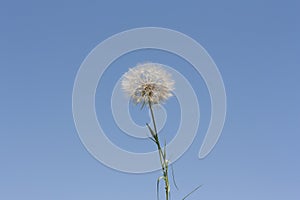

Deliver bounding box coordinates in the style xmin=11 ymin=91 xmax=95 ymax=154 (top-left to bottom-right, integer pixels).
xmin=122 ymin=63 xmax=174 ymax=105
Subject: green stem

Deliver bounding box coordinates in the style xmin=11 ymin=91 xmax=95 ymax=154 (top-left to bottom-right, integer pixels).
xmin=148 ymin=101 xmax=170 ymax=200
xmin=149 ymin=102 xmax=158 ymax=135
xmin=149 ymin=102 xmax=164 ymax=167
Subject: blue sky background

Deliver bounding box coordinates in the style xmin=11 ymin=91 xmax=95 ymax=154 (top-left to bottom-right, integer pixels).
xmin=1 ymin=0 xmax=299 ymax=199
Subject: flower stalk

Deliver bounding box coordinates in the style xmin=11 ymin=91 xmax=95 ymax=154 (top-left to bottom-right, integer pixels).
xmin=148 ymin=100 xmax=170 ymax=200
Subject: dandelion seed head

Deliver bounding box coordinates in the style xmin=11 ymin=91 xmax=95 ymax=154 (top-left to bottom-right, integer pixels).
xmin=122 ymin=63 xmax=175 ymax=105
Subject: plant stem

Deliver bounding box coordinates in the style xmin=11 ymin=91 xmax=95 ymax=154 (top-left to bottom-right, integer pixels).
xmin=148 ymin=101 xmax=170 ymax=200
xmin=149 ymin=101 xmax=158 ymax=135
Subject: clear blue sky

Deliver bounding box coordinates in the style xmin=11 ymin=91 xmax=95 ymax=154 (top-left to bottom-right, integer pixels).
xmin=1 ymin=0 xmax=299 ymax=199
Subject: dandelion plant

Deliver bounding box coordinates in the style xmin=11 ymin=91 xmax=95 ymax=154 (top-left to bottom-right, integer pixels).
xmin=122 ymin=63 xmax=200 ymax=200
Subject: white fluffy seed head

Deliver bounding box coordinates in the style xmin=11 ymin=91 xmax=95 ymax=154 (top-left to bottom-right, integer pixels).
xmin=122 ymin=63 xmax=175 ymax=106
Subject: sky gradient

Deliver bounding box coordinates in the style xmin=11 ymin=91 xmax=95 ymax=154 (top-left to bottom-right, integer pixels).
xmin=1 ymin=0 xmax=299 ymax=199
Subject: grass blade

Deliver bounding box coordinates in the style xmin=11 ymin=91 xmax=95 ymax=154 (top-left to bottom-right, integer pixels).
xmin=157 ymin=176 xmax=164 ymax=200
xmin=182 ymin=185 xmax=202 ymax=200
xmin=146 ymin=123 xmax=156 ymax=138
xmin=171 ymin=164 xmax=179 ymax=190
